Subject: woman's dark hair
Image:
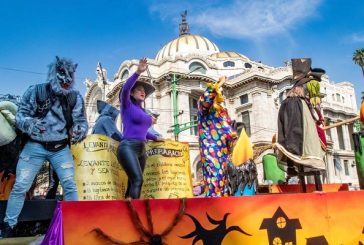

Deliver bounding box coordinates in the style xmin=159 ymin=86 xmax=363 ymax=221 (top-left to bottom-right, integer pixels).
xmin=130 ymin=96 xmax=138 ymax=104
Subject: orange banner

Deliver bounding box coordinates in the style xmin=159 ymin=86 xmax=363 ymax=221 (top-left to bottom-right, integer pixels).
xmin=63 ymin=191 xmax=364 ymax=245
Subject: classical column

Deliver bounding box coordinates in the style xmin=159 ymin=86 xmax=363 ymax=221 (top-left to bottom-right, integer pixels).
xmin=325 ymin=153 xmax=334 ymax=184
xmin=342 ymin=124 xmax=351 ymax=150
xmin=330 ymin=126 xmax=339 ymax=150
xmin=251 ymin=91 xmax=274 ymax=143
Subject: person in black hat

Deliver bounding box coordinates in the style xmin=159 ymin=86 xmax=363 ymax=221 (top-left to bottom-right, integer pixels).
xmin=117 ymin=58 xmax=162 ymax=199
xmin=276 ymin=58 xmax=327 ymax=176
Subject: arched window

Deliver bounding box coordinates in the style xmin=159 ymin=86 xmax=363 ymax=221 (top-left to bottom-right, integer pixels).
xmin=223 ymin=61 xmax=235 ymax=67
xmin=244 ymin=63 xmax=252 ymax=68
xmin=189 ymin=62 xmax=206 ymax=74
xmin=121 ymin=70 xmax=129 ymax=81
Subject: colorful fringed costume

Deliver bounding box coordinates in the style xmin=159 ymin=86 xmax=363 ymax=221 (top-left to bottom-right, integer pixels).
xmin=198 ymin=82 xmax=237 ymax=197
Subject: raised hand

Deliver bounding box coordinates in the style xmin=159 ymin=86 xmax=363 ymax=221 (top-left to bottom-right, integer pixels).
xmin=71 ymin=125 xmax=86 ymax=144
xmin=136 ymin=58 xmax=148 ymax=74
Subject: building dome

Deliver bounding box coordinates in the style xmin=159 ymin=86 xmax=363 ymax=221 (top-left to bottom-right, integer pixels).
xmin=155 ymin=34 xmax=220 ymax=61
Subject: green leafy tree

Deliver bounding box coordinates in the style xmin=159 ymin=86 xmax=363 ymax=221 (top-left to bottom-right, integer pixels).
xmin=353 ymin=48 xmax=364 ymax=79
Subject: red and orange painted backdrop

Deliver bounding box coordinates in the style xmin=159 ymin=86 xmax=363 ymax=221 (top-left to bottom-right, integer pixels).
xmin=63 ymin=191 xmax=364 ymax=245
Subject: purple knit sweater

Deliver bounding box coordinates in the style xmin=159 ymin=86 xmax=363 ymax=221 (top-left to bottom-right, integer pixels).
xmin=119 ymin=73 xmax=157 ymax=141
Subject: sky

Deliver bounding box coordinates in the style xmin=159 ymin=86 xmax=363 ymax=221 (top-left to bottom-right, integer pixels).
xmin=0 ymin=0 xmax=363 ymax=106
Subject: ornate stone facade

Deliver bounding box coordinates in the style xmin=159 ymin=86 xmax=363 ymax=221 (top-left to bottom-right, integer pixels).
xmin=84 ymin=16 xmax=359 ymax=188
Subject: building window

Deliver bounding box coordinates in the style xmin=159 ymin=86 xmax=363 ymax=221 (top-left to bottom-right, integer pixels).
xmin=240 ymin=94 xmax=249 ymax=104
xmin=332 ymin=94 xmax=335 ymax=101
xmin=223 ymin=61 xmax=235 ymax=67
xmin=244 ymin=63 xmax=252 ymax=68
xmin=337 ymin=125 xmax=345 ymax=150
xmin=121 ymin=70 xmax=129 ymax=81
xmin=189 ymin=62 xmax=206 ymax=74
xmin=241 ymin=111 xmax=251 ymax=136
xmin=190 ymin=115 xmax=198 ymax=136
xmin=189 ymin=97 xmax=199 ymax=136
xmin=344 ymin=160 xmax=349 ymax=176
xmin=334 ymin=159 xmax=341 ymax=176
xmin=336 ymin=93 xmax=341 ymax=102
xmin=342 ymin=96 xmax=345 ymax=103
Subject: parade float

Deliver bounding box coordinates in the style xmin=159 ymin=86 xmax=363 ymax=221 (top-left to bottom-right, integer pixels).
xmin=1 ymin=80 xmax=364 ymax=245
xmin=1 ymin=9 xmax=363 ymax=244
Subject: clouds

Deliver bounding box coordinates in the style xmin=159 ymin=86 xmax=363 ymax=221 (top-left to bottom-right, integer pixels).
xmin=350 ymin=33 xmax=364 ymax=43
xmin=149 ymin=0 xmax=323 ymax=40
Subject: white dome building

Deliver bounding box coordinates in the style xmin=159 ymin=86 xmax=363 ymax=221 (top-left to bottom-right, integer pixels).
xmin=156 ymin=34 xmax=220 ymax=61
xmin=84 ymin=13 xmax=359 ymax=188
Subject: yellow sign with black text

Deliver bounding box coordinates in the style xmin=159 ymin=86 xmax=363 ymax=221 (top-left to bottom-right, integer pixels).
xmin=72 ymin=136 xmax=192 ymax=200
xmin=71 ymin=134 xmax=127 ymax=200
xmin=141 ymin=140 xmax=193 ymax=199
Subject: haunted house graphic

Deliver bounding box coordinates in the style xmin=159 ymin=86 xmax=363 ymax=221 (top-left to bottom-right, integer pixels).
xmin=260 ymin=207 xmax=302 ymax=245
xmin=306 ymin=236 xmax=328 ymax=245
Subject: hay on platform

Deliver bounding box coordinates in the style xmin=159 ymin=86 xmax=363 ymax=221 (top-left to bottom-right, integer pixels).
xmin=253 ymin=144 xmax=274 ymax=163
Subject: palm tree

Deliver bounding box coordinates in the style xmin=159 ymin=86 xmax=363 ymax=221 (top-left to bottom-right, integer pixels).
xmin=353 ymin=48 xmax=364 ymax=78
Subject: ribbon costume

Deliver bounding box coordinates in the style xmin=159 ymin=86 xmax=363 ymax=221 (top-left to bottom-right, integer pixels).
xmin=198 ymin=77 xmax=237 ymax=197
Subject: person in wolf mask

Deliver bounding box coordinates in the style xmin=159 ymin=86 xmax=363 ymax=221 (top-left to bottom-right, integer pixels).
xmin=1 ymin=56 xmax=88 ymax=237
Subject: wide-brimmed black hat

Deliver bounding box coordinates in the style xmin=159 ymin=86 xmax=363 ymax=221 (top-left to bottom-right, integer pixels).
xmin=132 ymin=80 xmax=155 ymax=98
xmin=291 ymin=58 xmax=326 ymax=87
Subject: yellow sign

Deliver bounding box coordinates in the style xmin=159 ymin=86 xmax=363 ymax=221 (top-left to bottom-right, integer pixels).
xmin=141 ymin=141 xmax=193 ymax=199
xmin=72 ymin=136 xmax=193 ymax=200
xmin=71 ymin=134 xmax=128 ymax=200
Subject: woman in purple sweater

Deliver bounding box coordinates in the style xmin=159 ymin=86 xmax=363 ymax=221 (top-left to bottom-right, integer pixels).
xmin=118 ymin=58 xmax=161 ymax=199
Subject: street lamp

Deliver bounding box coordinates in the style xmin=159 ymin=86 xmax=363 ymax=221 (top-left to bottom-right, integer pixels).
xmin=170 ymin=66 xmax=204 ymax=141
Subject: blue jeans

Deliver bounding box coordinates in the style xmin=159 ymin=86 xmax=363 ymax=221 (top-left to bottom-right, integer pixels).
xmin=4 ymin=141 xmax=78 ymax=227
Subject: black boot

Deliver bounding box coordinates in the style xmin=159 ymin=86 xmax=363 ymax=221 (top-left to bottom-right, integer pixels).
xmin=1 ymin=222 xmax=15 ymax=238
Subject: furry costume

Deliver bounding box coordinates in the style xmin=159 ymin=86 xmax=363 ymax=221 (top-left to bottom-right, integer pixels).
xmin=198 ymin=82 xmax=237 ymax=197
xmin=16 ymin=57 xmax=88 ymax=143
xmin=2 ymin=57 xmax=88 ymax=235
